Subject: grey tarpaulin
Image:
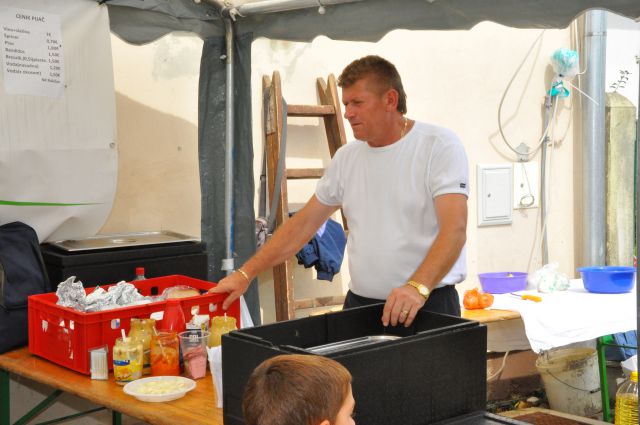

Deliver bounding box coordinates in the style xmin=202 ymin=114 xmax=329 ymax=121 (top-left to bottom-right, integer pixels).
xmin=106 ymin=4 xmax=223 ymax=46
xmin=102 ymin=0 xmax=640 ymax=45
xmin=198 ymin=33 xmax=261 ymax=326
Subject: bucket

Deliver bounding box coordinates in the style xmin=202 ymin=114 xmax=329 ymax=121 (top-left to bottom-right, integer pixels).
xmin=536 ymin=348 xmax=602 ymax=417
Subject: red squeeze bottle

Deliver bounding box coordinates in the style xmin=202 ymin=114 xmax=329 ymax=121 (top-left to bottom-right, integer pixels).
xmin=162 ymin=299 xmax=186 ymax=333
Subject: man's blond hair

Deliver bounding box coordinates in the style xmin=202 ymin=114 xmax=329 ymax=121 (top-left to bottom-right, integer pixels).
xmin=338 ymin=55 xmax=407 ymax=114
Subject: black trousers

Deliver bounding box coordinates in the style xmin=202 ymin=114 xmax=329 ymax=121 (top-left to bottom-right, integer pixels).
xmin=343 ymin=285 xmax=461 ymax=317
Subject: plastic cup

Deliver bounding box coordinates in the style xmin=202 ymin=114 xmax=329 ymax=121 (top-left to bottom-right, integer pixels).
xmin=150 ymin=331 xmax=180 ymax=376
xmin=179 ymin=330 xmax=210 ymax=379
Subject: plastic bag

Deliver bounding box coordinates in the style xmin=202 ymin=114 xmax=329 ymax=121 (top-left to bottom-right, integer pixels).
xmin=207 ymin=345 xmax=223 ymax=408
xmin=161 ymin=285 xmax=200 ymax=299
xmin=239 ymin=295 xmax=254 ymax=328
xmin=622 ymin=354 xmax=638 ymax=377
xmin=529 ymin=262 xmax=569 ymax=293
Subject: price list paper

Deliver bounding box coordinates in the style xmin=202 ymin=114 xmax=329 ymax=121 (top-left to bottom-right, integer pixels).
xmin=1 ymin=8 xmax=64 ymax=98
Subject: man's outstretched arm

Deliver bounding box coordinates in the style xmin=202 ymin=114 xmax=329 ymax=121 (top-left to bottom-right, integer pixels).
xmin=210 ymin=195 xmax=339 ymax=309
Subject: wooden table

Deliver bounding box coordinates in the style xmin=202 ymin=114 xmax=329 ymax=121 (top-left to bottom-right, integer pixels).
xmin=462 ymin=308 xmax=630 ymax=423
xmin=0 ymin=312 xmax=515 ymax=425
xmin=462 ymin=308 xmax=521 ymax=323
xmin=0 ymin=347 xmax=222 ymax=425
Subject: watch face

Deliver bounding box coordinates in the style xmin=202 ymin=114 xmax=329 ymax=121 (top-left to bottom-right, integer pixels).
xmin=419 ymin=286 xmax=428 ymax=296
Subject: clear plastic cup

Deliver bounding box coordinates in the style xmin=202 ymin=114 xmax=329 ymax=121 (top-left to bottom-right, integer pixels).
xmin=150 ymin=331 xmax=180 ymax=376
xmin=178 ymin=330 xmax=210 ymax=379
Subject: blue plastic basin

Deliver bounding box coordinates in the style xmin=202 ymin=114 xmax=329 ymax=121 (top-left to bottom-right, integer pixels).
xmin=478 ymin=272 xmax=527 ymax=294
xmin=577 ymin=266 xmax=636 ymax=294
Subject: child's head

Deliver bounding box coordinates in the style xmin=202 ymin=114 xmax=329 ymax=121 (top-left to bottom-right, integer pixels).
xmin=242 ymin=354 xmax=355 ymax=425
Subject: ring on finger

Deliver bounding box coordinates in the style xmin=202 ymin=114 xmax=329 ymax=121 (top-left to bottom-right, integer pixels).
xmin=400 ymin=310 xmax=409 ymax=316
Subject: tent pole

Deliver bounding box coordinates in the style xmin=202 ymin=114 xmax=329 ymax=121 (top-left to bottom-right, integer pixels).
xmin=220 ymin=12 xmax=236 ymax=276
xmin=580 ymin=10 xmax=607 ymax=267
xmin=207 ymin=0 xmax=237 ymax=276
xmin=223 ymin=15 xmax=235 ymax=276
xmin=235 ymin=0 xmax=363 ymax=16
xmin=636 ymin=54 xmax=639 ymax=341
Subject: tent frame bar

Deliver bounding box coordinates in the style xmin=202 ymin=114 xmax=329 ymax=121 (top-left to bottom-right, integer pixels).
xmin=206 ymin=0 xmax=237 ymax=274
xmin=235 ymin=0 xmax=364 ymax=16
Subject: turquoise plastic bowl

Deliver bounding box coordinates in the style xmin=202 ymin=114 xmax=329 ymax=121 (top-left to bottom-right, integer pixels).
xmin=577 ymin=266 xmax=636 ymax=293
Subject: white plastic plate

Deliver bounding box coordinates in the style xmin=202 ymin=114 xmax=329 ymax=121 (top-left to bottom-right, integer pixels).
xmin=123 ymin=376 xmax=196 ymax=402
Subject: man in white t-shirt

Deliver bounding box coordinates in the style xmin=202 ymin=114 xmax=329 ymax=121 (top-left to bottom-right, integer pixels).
xmin=211 ymin=55 xmax=468 ymax=327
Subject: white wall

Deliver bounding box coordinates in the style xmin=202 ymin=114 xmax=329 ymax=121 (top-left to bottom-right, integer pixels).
xmin=100 ymin=33 xmax=203 ymax=238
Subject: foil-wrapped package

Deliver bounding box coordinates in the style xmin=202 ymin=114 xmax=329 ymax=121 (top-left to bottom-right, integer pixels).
xmin=56 ymin=277 xmax=151 ymax=312
xmin=56 ymin=276 xmax=88 ymax=311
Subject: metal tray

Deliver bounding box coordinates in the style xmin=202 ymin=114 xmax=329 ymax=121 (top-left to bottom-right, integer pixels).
xmin=306 ymin=335 xmax=401 ymax=355
xmin=48 ymin=231 xmax=200 ymax=252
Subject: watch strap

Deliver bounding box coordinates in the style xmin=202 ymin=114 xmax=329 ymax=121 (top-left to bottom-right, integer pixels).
xmin=406 ymin=280 xmax=430 ymax=300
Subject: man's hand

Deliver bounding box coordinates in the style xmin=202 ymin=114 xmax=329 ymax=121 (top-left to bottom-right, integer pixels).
xmin=382 ymin=284 xmax=426 ymax=327
xmin=208 ymin=271 xmax=251 ymax=310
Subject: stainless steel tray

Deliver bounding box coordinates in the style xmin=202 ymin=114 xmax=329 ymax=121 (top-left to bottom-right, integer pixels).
xmin=48 ymin=231 xmax=200 ymax=252
xmin=306 ymin=335 xmax=401 ymax=355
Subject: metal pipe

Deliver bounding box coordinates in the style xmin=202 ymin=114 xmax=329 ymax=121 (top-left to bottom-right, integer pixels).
xmin=203 ymin=0 xmax=237 ymax=275
xmin=222 ymin=14 xmax=235 ymax=275
xmin=636 ymin=56 xmax=639 ymax=335
xmin=236 ymin=0 xmax=363 ymax=16
xmin=580 ymin=10 xmax=607 ymax=266
xmin=540 ymin=94 xmax=553 ymax=265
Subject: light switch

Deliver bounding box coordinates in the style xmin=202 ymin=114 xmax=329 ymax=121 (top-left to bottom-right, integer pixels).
xmin=477 ymin=164 xmax=512 ymax=226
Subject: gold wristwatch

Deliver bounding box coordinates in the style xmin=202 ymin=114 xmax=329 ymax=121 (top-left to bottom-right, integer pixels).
xmin=406 ymin=280 xmax=430 ymax=300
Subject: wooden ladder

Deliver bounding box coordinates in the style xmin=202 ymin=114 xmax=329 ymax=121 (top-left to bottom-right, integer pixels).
xmin=262 ymin=70 xmax=348 ymax=322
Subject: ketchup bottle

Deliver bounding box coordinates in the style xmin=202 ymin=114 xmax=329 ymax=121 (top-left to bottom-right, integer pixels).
xmin=162 ymin=299 xmax=186 ymax=333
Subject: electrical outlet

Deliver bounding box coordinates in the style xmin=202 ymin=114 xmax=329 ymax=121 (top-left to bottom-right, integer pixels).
xmin=513 ymin=162 xmax=539 ymax=209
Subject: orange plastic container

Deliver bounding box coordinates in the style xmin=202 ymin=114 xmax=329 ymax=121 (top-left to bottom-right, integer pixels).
xmin=28 ymin=275 xmax=239 ymax=375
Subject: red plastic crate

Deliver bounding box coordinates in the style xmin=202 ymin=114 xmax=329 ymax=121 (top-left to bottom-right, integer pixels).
xmin=28 ymin=275 xmax=240 ymax=375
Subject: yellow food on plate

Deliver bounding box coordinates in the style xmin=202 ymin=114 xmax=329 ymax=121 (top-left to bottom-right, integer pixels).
xmin=136 ymin=379 xmax=189 ymax=395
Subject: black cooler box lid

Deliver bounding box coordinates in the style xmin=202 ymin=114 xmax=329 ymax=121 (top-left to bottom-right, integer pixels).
xmin=41 ymin=239 xmax=205 ymax=267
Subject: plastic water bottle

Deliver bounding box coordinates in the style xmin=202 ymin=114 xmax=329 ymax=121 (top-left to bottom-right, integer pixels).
xmin=615 ymin=371 xmax=638 ymax=425
xmin=134 ymin=267 xmax=146 ymax=280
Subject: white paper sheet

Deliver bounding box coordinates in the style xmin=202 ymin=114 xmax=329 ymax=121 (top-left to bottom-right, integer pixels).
xmin=1 ymin=8 xmax=65 ymax=98
xmin=0 ymin=0 xmax=116 ymax=242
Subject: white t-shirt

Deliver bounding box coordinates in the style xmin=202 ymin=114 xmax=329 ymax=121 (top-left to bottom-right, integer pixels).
xmin=315 ymin=121 xmax=469 ymax=300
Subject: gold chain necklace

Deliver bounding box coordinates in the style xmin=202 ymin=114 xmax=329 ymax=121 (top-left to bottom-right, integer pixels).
xmin=400 ymin=117 xmax=408 ymax=138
